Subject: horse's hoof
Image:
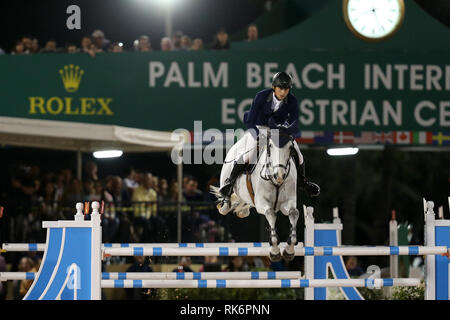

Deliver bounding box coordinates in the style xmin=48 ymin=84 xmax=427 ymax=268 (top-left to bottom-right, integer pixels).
xmin=269 ymin=251 xmax=281 ymax=262
xmin=282 ymin=249 xmax=295 ymax=262
xmin=287 ymin=236 xmax=297 ymax=246
xmin=235 ymin=209 xmax=250 ymax=218
xmin=217 ymin=199 xmax=230 ymax=215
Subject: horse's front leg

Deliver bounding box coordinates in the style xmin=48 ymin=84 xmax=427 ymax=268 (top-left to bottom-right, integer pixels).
xmin=282 ymin=207 xmax=299 ymax=261
xmin=264 ymin=207 xmax=281 ymax=262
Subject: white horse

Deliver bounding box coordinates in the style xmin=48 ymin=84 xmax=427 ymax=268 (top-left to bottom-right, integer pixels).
xmin=211 ymin=128 xmax=300 ymax=262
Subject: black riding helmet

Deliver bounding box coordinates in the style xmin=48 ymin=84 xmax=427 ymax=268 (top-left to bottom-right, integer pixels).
xmin=272 ymin=72 xmax=293 ymax=89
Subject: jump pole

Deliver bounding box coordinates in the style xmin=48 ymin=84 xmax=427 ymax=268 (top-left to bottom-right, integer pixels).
xmin=3 ymin=200 xmax=450 ymax=300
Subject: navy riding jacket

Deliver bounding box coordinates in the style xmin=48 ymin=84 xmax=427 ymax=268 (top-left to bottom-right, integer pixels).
xmin=243 ymin=88 xmax=300 ymax=138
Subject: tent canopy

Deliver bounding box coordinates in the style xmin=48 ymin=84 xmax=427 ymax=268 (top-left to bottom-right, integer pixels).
xmin=0 ymin=116 xmax=188 ymax=153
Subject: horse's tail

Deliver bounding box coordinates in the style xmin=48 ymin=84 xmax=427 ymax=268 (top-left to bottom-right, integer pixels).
xmin=209 ymin=185 xmax=223 ymax=200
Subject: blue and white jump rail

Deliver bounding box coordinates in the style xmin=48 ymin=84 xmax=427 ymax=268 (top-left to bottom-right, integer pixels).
xmin=1 ymin=200 xmax=450 ymax=300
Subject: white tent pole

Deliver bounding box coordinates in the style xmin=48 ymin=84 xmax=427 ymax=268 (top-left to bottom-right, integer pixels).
xmin=77 ymin=150 xmax=82 ymax=181
xmin=177 ymin=152 xmax=183 ymax=244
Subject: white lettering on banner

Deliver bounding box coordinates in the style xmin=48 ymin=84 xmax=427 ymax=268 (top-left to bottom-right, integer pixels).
xmin=237 ymin=99 xmax=253 ymax=122
xmin=316 ymin=99 xmax=329 ymax=125
xmin=327 ymin=63 xmax=345 ymax=89
xmin=299 ymin=100 xmax=314 ymax=125
xmin=247 ymin=63 xmax=261 ymax=88
xmin=148 ymin=61 xmax=229 ymax=88
xmin=394 ymin=64 xmax=408 ymax=90
xmin=264 ymin=63 xmax=278 ymax=87
xmin=426 ymin=65 xmax=442 ymax=90
xmin=359 ymin=100 xmax=380 ymax=126
xmin=332 ymin=100 xmax=348 ymax=125
xmin=221 ymin=98 xmax=253 ymax=125
xmin=364 ymin=64 xmax=370 ymax=89
xmin=244 ymin=62 xmax=346 ymax=90
xmin=222 ymin=99 xmax=236 ymax=124
xmin=441 ymin=101 xmax=450 ymax=126
xmin=365 ymin=64 xmax=450 ymax=90
xmin=220 ymin=98 xmax=449 ymax=129
xmin=285 ymin=63 xmax=301 ymax=88
xmin=149 ymin=62 xmax=165 ymax=86
xmin=298 ymin=99 xmax=403 ymax=127
xmin=410 ymin=64 xmax=424 ymax=90
xmin=414 ymin=101 xmax=436 ymax=126
xmin=414 ymin=101 xmax=450 ymax=127
xmin=164 ymin=62 xmax=186 ymax=87
xmin=204 ymin=62 xmax=228 ymax=88
xmin=383 ymin=101 xmax=402 ymax=126
xmin=188 ymin=62 xmax=201 ymax=87
xmin=372 ymin=64 xmax=392 ymax=90
xmin=301 ymin=63 xmax=324 ymax=89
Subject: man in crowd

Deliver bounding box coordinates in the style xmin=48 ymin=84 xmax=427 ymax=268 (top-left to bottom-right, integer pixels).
xmin=171 ymin=31 xmax=183 ymax=50
xmin=212 ymin=28 xmax=230 ymax=50
xmin=40 ymin=40 xmax=57 ymax=53
xmin=191 ymin=38 xmax=203 ymax=51
xmin=132 ymin=173 xmax=158 ymax=241
xmin=91 ymin=29 xmax=110 ymax=51
xmin=17 ymin=257 xmax=37 ymax=299
xmin=246 ymin=24 xmax=258 ymax=42
xmin=160 ymin=37 xmax=172 ymax=51
xmin=181 ymin=35 xmax=192 ymax=50
xmin=109 ymin=42 xmax=123 ymax=53
xmin=137 ymin=35 xmax=152 ymax=52
xmin=183 ymin=177 xmax=204 ymax=202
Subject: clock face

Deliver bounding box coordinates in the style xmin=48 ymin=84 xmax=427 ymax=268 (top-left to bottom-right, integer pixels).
xmin=344 ymin=0 xmax=405 ymax=41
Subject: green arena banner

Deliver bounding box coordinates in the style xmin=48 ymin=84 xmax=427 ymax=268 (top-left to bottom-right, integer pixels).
xmin=0 ymin=51 xmax=449 ymax=135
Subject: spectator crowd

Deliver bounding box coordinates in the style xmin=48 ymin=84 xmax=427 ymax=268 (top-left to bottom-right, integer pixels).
xmin=0 ymin=161 xmax=224 ymax=246
xmin=0 ymin=24 xmax=259 ymax=56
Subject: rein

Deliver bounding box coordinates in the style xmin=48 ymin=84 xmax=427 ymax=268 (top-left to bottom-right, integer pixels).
xmin=258 ymin=131 xmax=294 ymax=210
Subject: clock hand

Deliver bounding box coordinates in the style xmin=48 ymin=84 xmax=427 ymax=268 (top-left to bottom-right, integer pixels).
xmin=372 ymin=9 xmax=381 ymax=31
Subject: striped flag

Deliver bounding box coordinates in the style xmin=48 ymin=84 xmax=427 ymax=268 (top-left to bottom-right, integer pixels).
xmin=354 ymin=132 xmax=374 ymax=144
xmin=296 ymin=131 xmax=314 ymax=144
xmin=393 ymin=131 xmax=413 ymax=144
xmin=413 ymin=132 xmax=432 ymax=145
xmin=333 ymin=131 xmax=354 ymax=144
xmin=432 ymin=132 xmax=450 ymax=145
xmin=314 ymin=131 xmax=334 ymax=144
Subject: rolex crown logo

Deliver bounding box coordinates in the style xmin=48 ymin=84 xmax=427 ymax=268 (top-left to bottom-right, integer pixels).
xmin=59 ymin=64 xmax=84 ymax=93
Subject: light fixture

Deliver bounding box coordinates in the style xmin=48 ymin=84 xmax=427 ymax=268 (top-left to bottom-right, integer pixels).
xmin=326 ymin=147 xmax=359 ymax=156
xmin=93 ymin=150 xmax=123 ymax=159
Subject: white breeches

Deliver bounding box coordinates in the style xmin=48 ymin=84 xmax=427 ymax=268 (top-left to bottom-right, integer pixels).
xmin=224 ymin=128 xmax=304 ymax=166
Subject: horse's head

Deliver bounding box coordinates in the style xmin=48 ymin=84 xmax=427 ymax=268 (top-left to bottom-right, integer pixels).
xmin=265 ymin=128 xmax=293 ymax=186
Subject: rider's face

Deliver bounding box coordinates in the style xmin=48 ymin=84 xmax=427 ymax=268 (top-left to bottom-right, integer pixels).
xmin=273 ymin=86 xmax=289 ymax=100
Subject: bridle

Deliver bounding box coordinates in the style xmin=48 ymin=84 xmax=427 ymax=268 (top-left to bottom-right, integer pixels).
xmin=260 ymin=130 xmax=293 ymax=187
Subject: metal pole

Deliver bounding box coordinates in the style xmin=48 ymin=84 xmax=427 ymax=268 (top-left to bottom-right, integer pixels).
xmin=77 ymin=150 xmax=82 ymax=181
xmin=165 ymin=5 xmax=172 ymax=38
xmin=177 ymin=152 xmax=183 ymax=243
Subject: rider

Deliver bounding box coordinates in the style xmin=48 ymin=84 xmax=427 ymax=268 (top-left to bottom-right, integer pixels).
xmin=219 ymin=71 xmax=320 ymax=200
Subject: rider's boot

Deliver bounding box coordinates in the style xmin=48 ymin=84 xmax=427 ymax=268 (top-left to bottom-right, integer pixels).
xmin=291 ymin=151 xmax=320 ymax=197
xmin=219 ymin=157 xmax=248 ymax=200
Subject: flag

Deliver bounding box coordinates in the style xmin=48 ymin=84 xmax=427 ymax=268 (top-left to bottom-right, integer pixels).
xmin=296 ymin=131 xmax=314 ymax=144
xmin=432 ymin=132 xmax=450 ymax=145
xmin=413 ymin=132 xmax=432 ymax=145
xmin=314 ymin=131 xmax=334 ymax=144
xmin=373 ymin=132 xmax=394 ymax=144
xmin=393 ymin=131 xmax=413 ymax=144
xmin=354 ymin=132 xmax=374 ymax=144
xmin=333 ymin=131 xmax=355 ymax=144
